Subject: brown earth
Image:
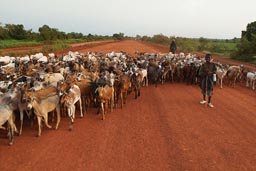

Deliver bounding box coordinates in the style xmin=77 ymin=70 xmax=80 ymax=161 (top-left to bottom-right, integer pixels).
xmin=0 ymin=40 xmax=255 ymax=171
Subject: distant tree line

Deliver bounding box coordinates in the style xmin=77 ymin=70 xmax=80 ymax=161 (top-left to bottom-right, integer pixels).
xmin=135 ymin=21 xmax=256 ymax=63
xmin=0 ymin=22 xmax=126 ymax=41
xmin=136 ymin=33 xmax=239 ymax=56
xmin=1 ymin=21 xmax=255 ymax=63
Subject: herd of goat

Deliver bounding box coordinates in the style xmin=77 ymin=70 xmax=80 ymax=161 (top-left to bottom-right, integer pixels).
xmin=0 ymin=51 xmax=255 ymax=145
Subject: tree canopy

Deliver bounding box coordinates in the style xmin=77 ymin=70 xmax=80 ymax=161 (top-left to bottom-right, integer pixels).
xmin=235 ymin=21 xmax=256 ymax=62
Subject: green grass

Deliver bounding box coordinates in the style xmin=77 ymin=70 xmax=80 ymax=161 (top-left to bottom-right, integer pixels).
xmin=147 ymin=37 xmax=238 ymax=58
xmin=61 ymin=39 xmax=86 ymax=44
xmin=0 ymin=39 xmax=43 ymax=48
xmin=42 ymin=40 xmax=71 ymax=53
xmin=0 ymin=39 xmax=88 ymax=49
xmin=207 ymin=41 xmax=237 ymax=57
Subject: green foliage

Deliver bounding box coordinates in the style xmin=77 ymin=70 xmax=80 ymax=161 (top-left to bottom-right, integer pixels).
xmin=141 ymin=35 xmax=152 ymax=42
xmin=198 ymin=37 xmax=209 ymax=51
xmin=0 ymin=22 xmax=112 ymax=45
xmin=176 ymin=37 xmax=199 ymax=53
xmin=113 ymin=33 xmax=125 ymax=40
xmin=5 ymin=24 xmax=27 ymax=40
xmin=67 ymin=32 xmax=84 ymax=39
xmin=38 ymin=25 xmax=60 ymax=41
xmin=42 ymin=40 xmax=70 ymax=53
xmin=241 ymin=21 xmax=256 ymax=41
xmin=151 ymin=34 xmax=169 ymax=44
xmin=0 ymin=25 xmax=8 ymax=39
xmin=232 ymin=21 xmax=256 ymax=62
xmin=208 ymin=41 xmax=237 ymax=57
xmin=138 ymin=34 xmax=238 ymax=57
xmin=0 ymin=39 xmax=42 ymax=48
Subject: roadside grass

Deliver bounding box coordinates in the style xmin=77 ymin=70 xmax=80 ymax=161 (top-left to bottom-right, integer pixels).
xmin=42 ymin=40 xmax=70 ymax=53
xmin=62 ymin=39 xmax=85 ymax=44
xmin=0 ymin=39 xmax=87 ymax=49
xmin=147 ymin=38 xmax=238 ymax=59
xmin=0 ymin=39 xmax=109 ymax=56
xmin=0 ymin=39 xmax=42 ymax=48
xmin=208 ymin=41 xmax=237 ymax=57
xmin=231 ymin=54 xmax=256 ymax=64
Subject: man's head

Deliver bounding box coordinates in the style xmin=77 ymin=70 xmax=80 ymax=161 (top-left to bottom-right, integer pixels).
xmin=205 ymin=53 xmax=212 ymax=62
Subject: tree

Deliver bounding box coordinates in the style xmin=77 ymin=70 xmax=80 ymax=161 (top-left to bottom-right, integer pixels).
xmin=241 ymin=21 xmax=256 ymax=41
xmin=38 ymin=25 xmax=61 ymax=41
xmin=233 ymin=21 xmax=256 ymax=62
xmin=113 ymin=33 xmax=124 ymax=40
xmin=141 ymin=35 xmax=151 ymax=42
xmin=152 ymin=34 xmax=169 ymax=44
xmin=135 ymin=35 xmax=141 ymax=40
xmin=0 ymin=24 xmax=8 ymax=39
xmin=5 ymin=24 xmax=27 ymax=40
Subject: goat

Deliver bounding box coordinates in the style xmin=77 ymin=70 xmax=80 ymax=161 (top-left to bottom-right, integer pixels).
xmin=97 ymin=85 xmax=114 ymax=120
xmin=0 ymin=104 xmax=17 ymax=145
xmin=60 ymin=84 xmax=83 ymax=130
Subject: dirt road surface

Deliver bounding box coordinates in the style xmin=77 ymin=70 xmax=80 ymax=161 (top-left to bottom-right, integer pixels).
xmin=0 ymin=40 xmax=255 ymax=171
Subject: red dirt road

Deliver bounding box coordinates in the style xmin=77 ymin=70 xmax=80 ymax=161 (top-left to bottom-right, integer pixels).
xmin=0 ymin=40 xmax=256 ymax=171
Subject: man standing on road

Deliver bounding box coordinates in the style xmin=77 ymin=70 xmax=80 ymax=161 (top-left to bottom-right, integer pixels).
xmin=170 ymin=39 xmax=177 ymax=54
xmin=199 ymin=54 xmax=217 ymax=108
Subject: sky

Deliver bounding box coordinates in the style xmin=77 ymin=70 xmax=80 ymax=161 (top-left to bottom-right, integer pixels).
xmin=0 ymin=0 xmax=256 ymax=39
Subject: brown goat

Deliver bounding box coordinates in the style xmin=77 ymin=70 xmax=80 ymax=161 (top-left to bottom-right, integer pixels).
xmin=97 ymin=85 xmax=114 ymax=120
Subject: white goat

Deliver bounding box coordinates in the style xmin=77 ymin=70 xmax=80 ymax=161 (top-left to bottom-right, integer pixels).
xmin=246 ymin=72 xmax=256 ymax=90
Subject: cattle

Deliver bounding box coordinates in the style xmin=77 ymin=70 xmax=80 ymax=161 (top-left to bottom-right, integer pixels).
xmin=25 ymin=86 xmax=61 ymax=137
xmin=0 ymin=104 xmax=17 ymax=145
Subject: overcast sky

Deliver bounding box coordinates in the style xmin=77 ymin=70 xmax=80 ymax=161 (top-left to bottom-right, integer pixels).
xmin=1 ymin=0 xmax=255 ymax=39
